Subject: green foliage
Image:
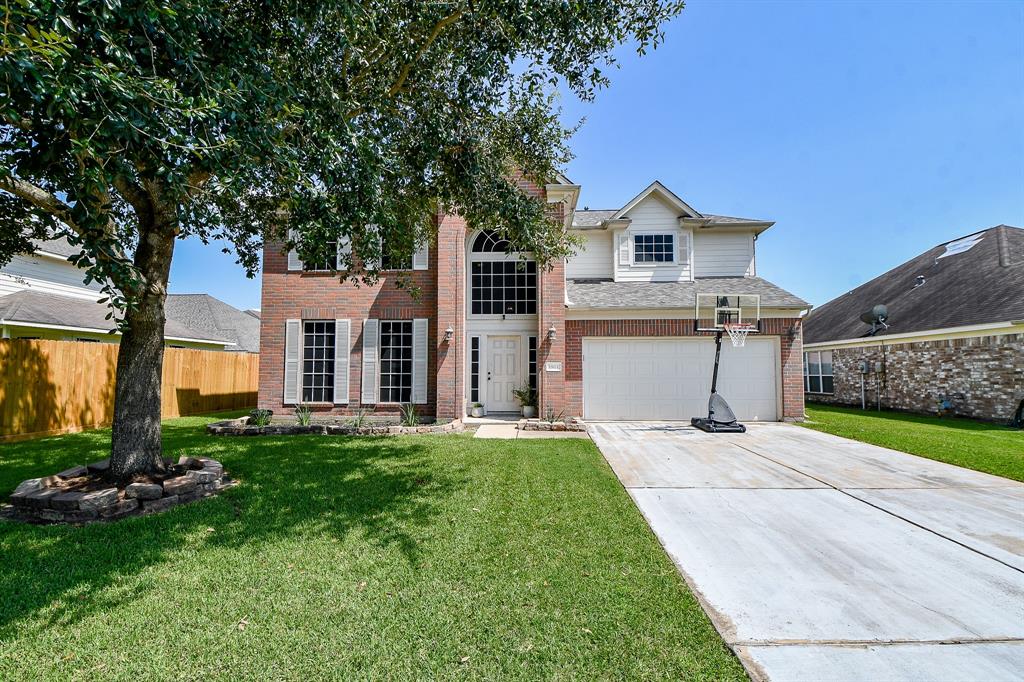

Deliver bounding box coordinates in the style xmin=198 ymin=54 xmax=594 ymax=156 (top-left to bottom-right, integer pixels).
xmin=0 ymin=413 xmax=744 ymax=679
xmin=0 ymin=0 xmax=684 ymax=316
xmin=512 ymin=383 xmax=536 ymax=408
xmin=348 ymin=409 xmax=368 ymax=429
xmin=294 ymin=404 xmax=313 ymax=426
xmin=250 ymin=408 xmax=273 ymax=427
xmin=400 ymin=403 xmax=418 ymax=427
xmin=802 ymin=404 xmax=1024 ymax=482
xmin=544 ymin=405 xmax=565 ymax=424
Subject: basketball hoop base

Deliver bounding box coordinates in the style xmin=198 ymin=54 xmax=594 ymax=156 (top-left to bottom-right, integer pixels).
xmin=691 ymin=417 xmax=746 ymax=434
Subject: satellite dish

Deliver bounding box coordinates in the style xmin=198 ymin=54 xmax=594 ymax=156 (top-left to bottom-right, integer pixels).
xmin=860 ymin=304 xmax=889 ymax=335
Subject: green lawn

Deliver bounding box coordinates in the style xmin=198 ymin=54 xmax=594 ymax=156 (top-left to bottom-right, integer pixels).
xmin=0 ymin=415 xmax=743 ymax=681
xmin=802 ymin=404 xmax=1024 ymax=482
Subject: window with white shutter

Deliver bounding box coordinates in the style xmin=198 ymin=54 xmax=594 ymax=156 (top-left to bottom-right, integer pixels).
xmin=283 ymin=319 xmax=301 ymax=404
xmin=333 ymin=319 xmax=350 ymax=404
xmin=361 ymin=319 xmax=378 ymax=404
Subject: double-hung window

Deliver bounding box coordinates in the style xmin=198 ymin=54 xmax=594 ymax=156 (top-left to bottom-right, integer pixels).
xmin=302 ymin=321 xmax=336 ymax=402
xmin=804 ymin=350 xmax=834 ymax=394
xmin=380 ymin=234 xmax=412 ymax=271
xmin=633 ymin=233 xmax=675 ymax=264
xmin=379 ymin=320 xmax=413 ymax=403
xmin=302 ymin=241 xmax=338 ymax=272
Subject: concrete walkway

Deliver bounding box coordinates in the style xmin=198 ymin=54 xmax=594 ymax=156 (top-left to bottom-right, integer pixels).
xmin=588 ymin=422 xmax=1024 ymax=682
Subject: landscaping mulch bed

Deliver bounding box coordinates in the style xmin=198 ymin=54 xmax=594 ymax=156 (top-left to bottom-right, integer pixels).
xmin=518 ymin=417 xmax=587 ymax=432
xmin=207 ymin=415 xmax=464 ymax=436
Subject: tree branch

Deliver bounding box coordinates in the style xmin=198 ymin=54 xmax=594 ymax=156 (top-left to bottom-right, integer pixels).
xmin=388 ymin=8 xmax=465 ymax=97
xmin=0 ymin=174 xmax=79 ymax=232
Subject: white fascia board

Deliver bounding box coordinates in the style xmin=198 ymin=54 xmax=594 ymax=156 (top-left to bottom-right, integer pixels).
xmin=0 ymin=319 xmax=233 ymax=346
xmin=680 ymin=217 xmax=775 ymax=235
xmin=803 ymin=321 xmax=1024 ymax=350
xmin=566 ymin=306 xmax=805 ymax=320
xmin=612 ymin=181 xmax=702 ymax=221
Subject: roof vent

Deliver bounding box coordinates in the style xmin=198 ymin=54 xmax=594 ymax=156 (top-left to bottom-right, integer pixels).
xmin=913 ymin=275 xmax=926 ymax=288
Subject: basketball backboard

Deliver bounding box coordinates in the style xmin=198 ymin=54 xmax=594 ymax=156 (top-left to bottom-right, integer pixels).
xmin=694 ymin=293 xmax=761 ymax=332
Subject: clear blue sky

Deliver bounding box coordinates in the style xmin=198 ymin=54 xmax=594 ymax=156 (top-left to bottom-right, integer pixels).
xmin=169 ymin=0 xmax=1024 ymax=311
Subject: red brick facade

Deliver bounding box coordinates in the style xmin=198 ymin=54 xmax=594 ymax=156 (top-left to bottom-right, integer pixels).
xmin=258 ymin=181 xmax=805 ymax=422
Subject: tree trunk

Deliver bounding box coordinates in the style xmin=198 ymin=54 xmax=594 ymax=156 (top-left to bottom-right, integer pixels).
xmin=109 ymin=217 xmax=177 ymax=481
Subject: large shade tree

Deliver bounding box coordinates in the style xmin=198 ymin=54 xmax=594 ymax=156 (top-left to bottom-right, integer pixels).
xmin=0 ymin=0 xmax=683 ymax=479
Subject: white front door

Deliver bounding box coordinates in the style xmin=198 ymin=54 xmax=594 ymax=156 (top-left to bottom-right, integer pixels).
xmin=487 ymin=336 xmax=521 ymax=412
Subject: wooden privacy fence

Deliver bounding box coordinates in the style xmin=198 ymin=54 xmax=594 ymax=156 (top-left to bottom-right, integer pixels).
xmin=0 ymin=339 xmax=259 ymax=441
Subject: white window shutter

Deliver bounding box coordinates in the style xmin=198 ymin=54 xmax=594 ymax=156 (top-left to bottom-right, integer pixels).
xmin=333 ymin=319 xmax=350 ymax=404
xmin=617 ymin=232 xmax=631 ymax=266
xmin=283 ymin=319 xmax=300 ymax=404
xmin=412 ymin=241 xmax=429 ymax=270
xmin=287 ymin=230 xmax=303 ymax=271
xmin=412 ymin=318 xmax=428 ymax=404
xmin=360 ymin=319 xmax=378 ymax=404
xmin=336 ymin=236 xmax=351 ymax=270
xmin=678 ymin=232 xmax=690 ymax=267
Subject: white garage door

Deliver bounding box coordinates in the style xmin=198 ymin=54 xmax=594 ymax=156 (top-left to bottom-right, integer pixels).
xmin=583 ymin=337 xmax=778 ymax=421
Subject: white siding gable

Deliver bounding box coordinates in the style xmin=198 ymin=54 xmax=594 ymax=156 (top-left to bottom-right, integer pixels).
xmin=693 ymin=231 xmax=755 ymax=277
xmin=614 ymin=194 xmax=693 ymax=283
xmin=565 ymin=230 xmax=613 ymax=279
xmin=0 ymin=253 xmax=102 ymax=301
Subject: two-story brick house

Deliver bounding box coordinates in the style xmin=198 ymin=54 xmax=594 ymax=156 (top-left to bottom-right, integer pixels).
xmin=258 ymin=177 xmax=809 ymax=422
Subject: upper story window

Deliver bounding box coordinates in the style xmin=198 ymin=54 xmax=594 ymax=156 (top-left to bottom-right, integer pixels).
xmin=469 ymin=231 xmax=537 ymax=316
xmin=804 ymin=350 xmax=834 ymax=394
xmin=303 ymin=241 xmax=338 ymax=272
xmin=633 ymin=233 xmax=675 ymax=264
xmin=380 ymin=234 xmax=412 ymax=271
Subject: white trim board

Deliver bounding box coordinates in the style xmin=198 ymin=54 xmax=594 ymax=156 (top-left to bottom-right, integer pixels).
xmin=804 ymin=321 xmax=1024 ymax=350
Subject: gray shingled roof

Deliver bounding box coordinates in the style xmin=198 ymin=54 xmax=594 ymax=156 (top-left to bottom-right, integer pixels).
xmin=804 ymin=225 xmax=1024 ymax=344
xmin=571 ymin=209 xmax=618 ymax=227
xmin=566 ymin=277 xmax=808 ymax=310
xmin=31 ymin=236 xmax=79 ymax=258
xmin=0 ymin=290 xmax=230 ymax=343
xmin=165 ymin=294 xmax=261 ymax=352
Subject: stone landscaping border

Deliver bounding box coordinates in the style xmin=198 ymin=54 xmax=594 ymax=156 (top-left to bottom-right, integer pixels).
xmin=518 ymin=417 xmax=587 ymax=432
xmin=3 ymin=457 xmax=233 ymax=525
xmin=207 ymin=416 xmax=464 ymax=436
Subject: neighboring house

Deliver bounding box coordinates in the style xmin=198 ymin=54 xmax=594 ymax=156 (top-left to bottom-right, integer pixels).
xmin=258 ymin=178 xmax=809 ymax=421
xmin=165 ymin=294 xmax=261 ymax=353
xmin=0 ymin=238 xmax=232 ymax=350
xmin=803 ymin=225 xmax=1024 ymax=422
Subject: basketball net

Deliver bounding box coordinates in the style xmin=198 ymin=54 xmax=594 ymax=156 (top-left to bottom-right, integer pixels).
xmin=724 ymin=323 xmax=755 ymax=347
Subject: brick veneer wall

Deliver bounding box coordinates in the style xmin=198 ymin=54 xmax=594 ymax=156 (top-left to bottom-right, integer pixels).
xmin=807 ymin=333 xmax=1024 ymax=422
xmin=435 ymin=212 xmax=467 ymax=420
xmin=258 ymin=232 xmax=439 ymax=417
xmin=564 ymin=317 xmax=805 ymax=421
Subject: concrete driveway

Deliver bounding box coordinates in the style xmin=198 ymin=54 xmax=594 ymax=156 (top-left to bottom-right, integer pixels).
xmin=588 ymin=422 xmax=1024 ymax=682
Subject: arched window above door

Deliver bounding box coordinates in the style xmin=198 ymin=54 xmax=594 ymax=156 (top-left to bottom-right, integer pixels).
xmin=471 ymin=230 xmax=512 ymax=253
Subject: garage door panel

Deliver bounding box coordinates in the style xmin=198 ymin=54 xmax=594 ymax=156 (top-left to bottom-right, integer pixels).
xmin=583 ymin=337 xmax=777 ymax=421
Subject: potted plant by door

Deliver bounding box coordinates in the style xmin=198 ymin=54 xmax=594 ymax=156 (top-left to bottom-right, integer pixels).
xmin=513 ymin=384 xmax=537 ymax=418
xmin=469 ymin=403 xmax=485 ymax=418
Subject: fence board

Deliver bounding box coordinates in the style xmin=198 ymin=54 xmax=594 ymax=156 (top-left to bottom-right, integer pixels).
xmin=0 ymin=339 xmax=258 ymax=441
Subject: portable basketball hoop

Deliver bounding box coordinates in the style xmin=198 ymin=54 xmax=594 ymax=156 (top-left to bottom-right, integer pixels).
xmin=724 ymin=323 xmax=756 ymax=348
xmin=691 ymin=294 xmax=761 ymax=434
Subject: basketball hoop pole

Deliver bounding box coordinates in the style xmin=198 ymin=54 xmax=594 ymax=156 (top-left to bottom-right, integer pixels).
xmin=709 ymin=329 xmax=724 ymax=396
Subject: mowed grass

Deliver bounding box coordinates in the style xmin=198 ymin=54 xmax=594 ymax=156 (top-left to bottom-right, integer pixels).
xmin=802 ymin=404 xmax=1024 ymax=482
xmin=0 ymin=414 xmax=744 ymax=681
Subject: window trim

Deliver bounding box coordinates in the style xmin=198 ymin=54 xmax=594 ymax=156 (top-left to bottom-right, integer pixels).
xmin=469 ymin=258 xmax=538 ymax=319
xmin=804 ymin=350 xmax=834 ymax=395
xmin=301 ymin=319 xmax=337 ymax=404
xmin=377 ymin=319 xmax=414 ymax=404
xmin=631 ymin=231 xmax=677 ymax=267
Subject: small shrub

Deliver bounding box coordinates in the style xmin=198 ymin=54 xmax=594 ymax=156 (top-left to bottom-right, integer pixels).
xmin=544 ymin=405 xmax=565 ymax=424
xmin=250 ymin=409 xmax=272 ymax=427
xmin=349 ymin=409 xmax=368 ymax=428
xmin=294 ymin=404 xmax=313 ymax=426
xmin=512 ymin=384 xmax=536 ymax=408
xmin=400 ymin=403 xmax=419 ymax=427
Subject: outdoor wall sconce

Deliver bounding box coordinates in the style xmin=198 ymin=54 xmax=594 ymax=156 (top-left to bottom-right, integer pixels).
xmin=547 ymin=325 xmax=557 ymax=341
xmin=443 ymin=326 xmax=454 ymax=343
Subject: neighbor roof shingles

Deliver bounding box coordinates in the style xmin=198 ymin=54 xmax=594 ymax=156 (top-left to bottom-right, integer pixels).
xmin=165 ymin=294 xmax=261 ymax=352
xmin=803 ymin=225 xmax=1024 ymax=344
xmin=0 ymin=290 xmax=229 ymax=343
xmin=566 ymin=277 xmax=808 ymax=310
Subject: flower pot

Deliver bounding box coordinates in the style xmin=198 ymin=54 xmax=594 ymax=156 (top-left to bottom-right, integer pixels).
xmin=522 ymin=406 xmax=536 ymax=419
xmin=470 ymin=406 xmax=485 ymax=418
